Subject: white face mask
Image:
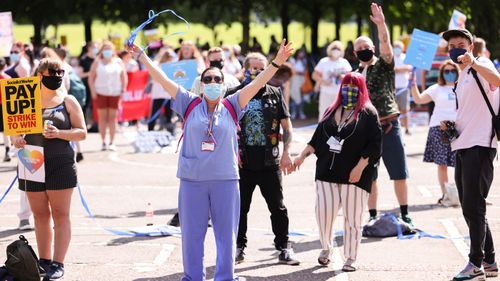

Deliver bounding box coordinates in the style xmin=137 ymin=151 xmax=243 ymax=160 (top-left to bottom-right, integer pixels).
xmin=224 ymin=51 xmax=231 ymax=59
xmin=330 ymin=49 xmax=341 ymax=58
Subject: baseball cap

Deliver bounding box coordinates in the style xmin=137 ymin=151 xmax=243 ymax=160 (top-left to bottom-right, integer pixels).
xmin=442 ymin=29 xmax=473 ymax=44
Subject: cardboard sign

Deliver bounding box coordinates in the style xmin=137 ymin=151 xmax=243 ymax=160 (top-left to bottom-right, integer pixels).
xmin=0 ymin=12 xmax=13 ymax=57
xmin=448 ymin=10 xmax=467 ymax=30
xmin=161 ymin=60 xmax=198 ymax=90
xmin=403 ymin=29 xmax=440 ymax=71
xmin=1 ymin=77 xmax=43 ymax=135
xmin=18 ymin=145 xmax=45 ymax=183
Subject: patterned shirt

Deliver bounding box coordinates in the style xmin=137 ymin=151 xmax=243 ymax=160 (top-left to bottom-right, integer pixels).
xmin=360 ymin=58 xmax=399 ymax=119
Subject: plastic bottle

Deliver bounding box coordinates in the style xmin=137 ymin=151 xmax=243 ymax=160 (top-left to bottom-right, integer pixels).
xmin=145 ymin=203 xmax=154 ymax=226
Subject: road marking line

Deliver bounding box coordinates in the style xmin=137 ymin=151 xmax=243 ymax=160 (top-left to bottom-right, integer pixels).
xmin=440 ymin=219 xmax=468 ymax=261
xmin=154 ymin=244 xmax=176 ymax=266
xmin=417 ymin=185 xmax=435 ymax=198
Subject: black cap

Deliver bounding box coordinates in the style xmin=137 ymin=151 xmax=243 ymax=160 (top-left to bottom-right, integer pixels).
xmin=442 ymin=29 xmax=473 ymax=44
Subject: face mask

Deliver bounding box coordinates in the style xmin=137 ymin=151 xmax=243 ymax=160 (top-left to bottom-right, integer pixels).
xmin=443 ymin=71 xmax=458 ymax=83
xmin=203 ymin=83 xmax=225 ymax=101
xmin=330 ymin=49 xmax=341 ymax=58
xmin=439 ymin=39 xmax=448 ymax=48
xmin=356 ymin=49 xmax=374 ymax=62
xmin=10 ymin=53 xmax=20 ymax=63
xmin=243 ymin=69 xmax=262 ymax=85
xmin=341 ymin=85 xmax=359 ymax=109
xmin=224 ymin=51 xmax=231 ymax=59
xmin=102 ymin=49 xmax=113 ymax=59
xmin=42 ymin=75 xmax=63 ymax=90
xmin=92 ymin=47 xmax=99 ymax=56
xmin=449 ymin=48 xmax=467 ymax=64
xmin=209 ymin=59 xmax=224 ymax=70
xmin=393 ymin=47 xmax=402 ymax=56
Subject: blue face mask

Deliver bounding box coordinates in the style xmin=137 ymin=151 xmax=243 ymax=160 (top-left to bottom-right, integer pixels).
xmin=443 ymin=71 xmax=458 ymax=83
xmin=10 ymin=53 xmax=20 ymax=63
xmin=449 ymin=48 xmax=467 ymax=64
xmin=203 ymin=83 xmax=225 ymax=101
xmin=102 ymin=50 xmax=114 ymax=59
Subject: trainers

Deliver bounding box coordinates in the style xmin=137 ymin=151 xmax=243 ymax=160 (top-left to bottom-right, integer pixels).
xmin=18 ymin=219 xmax=33 ymax=231
xmin=39 ymin=259 xmax=51 ymax=277
xmin=3 ymin=152 xmax=11 ymax=162
xmin=401 ymin=214 xmax=414 ymax=227
xmin=76 ymin=152 xmax=84 ymax=162
xmin=43 ymin=261 xmax=64 ymax=281
xmin=108 ymin=143 xmax=117 ymax=151
xmin=278 ymin=243 xmax=300 ymax=266
xmin=453 ymin=262 xmax=486 ymax=281
xmin=168 ymin=213 xmax=180 ymax=227
xmin=483 ymin=261 xmax=498 ymax=278
xmin=235 ymin=247 xmax=245 ymax=264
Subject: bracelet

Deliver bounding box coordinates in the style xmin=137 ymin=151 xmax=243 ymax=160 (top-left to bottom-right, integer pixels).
xmin=271 ymin=61 xmax=281 ymax=68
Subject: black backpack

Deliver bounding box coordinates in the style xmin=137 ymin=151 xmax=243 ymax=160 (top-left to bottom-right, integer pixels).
xmin=4 ymin=235 xmax=40 ymax=281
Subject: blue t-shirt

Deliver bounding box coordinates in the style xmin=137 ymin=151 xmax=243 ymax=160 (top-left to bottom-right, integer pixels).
xmin=171 ymin=86 xmax=246 ymax=181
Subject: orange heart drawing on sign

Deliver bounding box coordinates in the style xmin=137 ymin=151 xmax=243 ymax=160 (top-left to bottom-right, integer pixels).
xmin=18 ymin=149 xmax=45 ymax=174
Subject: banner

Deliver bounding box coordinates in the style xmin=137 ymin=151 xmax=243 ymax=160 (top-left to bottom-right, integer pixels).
xmin=448 ymin=10 xmax=466 ymax=30
xmin=0 ymin=12 xmax=13 ymax=57
xmin=403 ymin=29 xmax=440 ymax=71
xmin=119 ymin=70 xmax=151 ymax=122
xmin=18 ymin=145 xmax=45 ymax=183
xmin=161 ymin=59 xmax=198 ymax=90
xmin=1 ymin=77 xmax=43 ymax=135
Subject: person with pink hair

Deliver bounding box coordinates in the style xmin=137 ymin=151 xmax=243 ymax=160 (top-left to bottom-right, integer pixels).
xmin=293 ymin=72 xmax=382 ymax=271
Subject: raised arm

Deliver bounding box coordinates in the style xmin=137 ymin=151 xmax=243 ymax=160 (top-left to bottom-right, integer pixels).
xmin=410 ymin=74 xmax=433 ymax=104
xmin=370 ymin=3 xmax=392 ymax=63
xmin=238 ymin=39 xmax=294 ymax=108
xmin=126 ymin=44 xmax=180 ymax=99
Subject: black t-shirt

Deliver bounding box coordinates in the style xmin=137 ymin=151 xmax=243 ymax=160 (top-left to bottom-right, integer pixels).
xmin=308 ymin=107 xmax=381 ymax=192
xmin=79 ymin=56 xmax=94 ymax=80
xmin=242 ymin=86 xmax=290 ymax=171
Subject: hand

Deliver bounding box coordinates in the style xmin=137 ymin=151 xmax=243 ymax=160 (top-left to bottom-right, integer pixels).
xmin=349 ymin=164 xmax=364 ymax=183
xmin=13 ymin=137 xmax=26 ymax=149
xmin=125 ymin=43 xmax=143 ymax=59
xmin=458 ymin=52 xmax=475 ymax=66
xmin=369 ymin=3 xmax=386 ymax=26
xmin=292 ymin=156 xmax=305 ymax=171
xmin=411 ymin=71 xmax=417 ymax=87
xmin=440 ymin=120 xmax=450 ymax=131
xmin=280 ymin=152 xmax=294 ymax=175
xmin=274 ymin=39 xmax=295 ymax=66
xmin=43 ymin=124 xmax=60 ymax=139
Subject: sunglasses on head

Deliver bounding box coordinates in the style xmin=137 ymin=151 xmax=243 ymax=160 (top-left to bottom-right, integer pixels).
xmin=202 ymin=75 xmax=223 ymax=84
xmin=443 ymin=69 xmax=457 ymax=74
xmin=48 ymin=68 xmax=65 ymax=76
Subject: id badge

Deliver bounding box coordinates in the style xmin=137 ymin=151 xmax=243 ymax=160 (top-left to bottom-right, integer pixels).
xmin=327 ymin=136 xmax=343 ymax=153
xmin=201 ymin=141 xmax=215 ymax=152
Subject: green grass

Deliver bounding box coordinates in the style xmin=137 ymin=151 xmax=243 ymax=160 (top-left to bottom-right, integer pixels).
xmin=13 ymin=21 xmax=402 ymax=56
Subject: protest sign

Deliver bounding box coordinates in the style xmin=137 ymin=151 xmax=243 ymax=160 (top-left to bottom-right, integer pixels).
xmin=161 ymin=60 xmax=198 ymax=90
xmin=449 ymin=10 xmax=466 ymax=30
xmin=18 ymin=145 xmax=45 ymax=183
xmin=1 ymin=77 xmax=43 ymax=135
xmin=0 ymin=12 xmax=13 ymax=57
xmin=119 ymin=70 xmax=151 ymax=122
xmin=403 ymin=29 xmax=440 ymax=71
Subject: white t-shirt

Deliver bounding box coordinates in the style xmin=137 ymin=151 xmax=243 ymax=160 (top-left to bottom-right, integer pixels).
xmin=451 ymin=57 xmax=500 ymax=151
xmin=95 ymin=58 xmax=124 ymax=96
xmin=314 ymin=57 xmax=352 ymax=95
xmin=425 ymin=84 xmax=457 ymax=127
xmin=394 ymin=54 xmax=410 ymax=89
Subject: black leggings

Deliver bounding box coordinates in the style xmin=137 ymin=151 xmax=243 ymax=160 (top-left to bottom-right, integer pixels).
xmin=148 ymin=99 xmax=172 ymax=131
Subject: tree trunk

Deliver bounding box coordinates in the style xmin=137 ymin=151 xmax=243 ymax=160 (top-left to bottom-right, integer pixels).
xmin=389 ymin=22 xmax=393 ymax=43
xmin=310 ymin=1 xmax=321 ymax=57
xmin=241 ymin=0 xmax=251 ymax=54
xmin=356 ymin=13 xmax=362 ymax=37
xmin=33 ymin=19 xmax=43 ymax=47
xmin=280 ymin=1 xmax=290 ymax=40
xmin=334 ymin=3 xmax=341 ymax=40
xmin=84 ymin=17 xmax=92 ymax=43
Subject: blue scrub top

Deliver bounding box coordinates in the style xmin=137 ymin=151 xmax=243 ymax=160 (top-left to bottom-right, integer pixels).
xmin=171 ymin=86 xmax=246 ymax=181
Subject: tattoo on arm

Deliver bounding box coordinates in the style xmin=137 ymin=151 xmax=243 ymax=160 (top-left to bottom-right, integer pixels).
xmin=282 ymin=129 xmax=292 ymax=151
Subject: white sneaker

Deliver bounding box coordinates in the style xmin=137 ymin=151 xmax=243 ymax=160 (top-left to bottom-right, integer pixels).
xmin=108 ymin=144 xmax=117 ymax=151
xmin=18 ymin=219 xmax=33 ymax=231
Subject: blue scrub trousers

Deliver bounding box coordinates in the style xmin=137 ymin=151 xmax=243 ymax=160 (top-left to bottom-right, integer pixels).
xmin=179 ymin=180 xmax=240 ymax=281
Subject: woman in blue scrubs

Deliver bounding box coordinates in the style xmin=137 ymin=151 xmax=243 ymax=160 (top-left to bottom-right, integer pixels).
xmin=127 ymin=40 xmax=294 ymax=281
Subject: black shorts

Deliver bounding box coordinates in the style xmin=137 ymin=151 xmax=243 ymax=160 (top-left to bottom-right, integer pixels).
xmin=18 ymin=155 xmax=77 ymax=192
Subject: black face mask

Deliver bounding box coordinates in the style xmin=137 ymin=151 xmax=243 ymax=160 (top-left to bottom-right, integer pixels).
xmin=356 ymin=49 xmax=374 ymax=62
xmin=42 ymin=75 xmax=63 ymax=90
xmin=209 ymin=59 xmax=224 ymax=69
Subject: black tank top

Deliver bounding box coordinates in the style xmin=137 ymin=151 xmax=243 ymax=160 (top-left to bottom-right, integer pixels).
xmin=4 ymin=64 xmax=19 ymax=78
xmin=25 ymin=97 xmax=74 ymax=157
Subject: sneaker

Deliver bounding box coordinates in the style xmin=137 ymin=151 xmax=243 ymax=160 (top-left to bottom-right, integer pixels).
xmin=18 ymin=219 xmax=33 ymax=231
xmin=76 ymin=152 xmax=84 ymax=162
xmin=342 ymin=258 xmax=357 ymax=272
xmin=483 ymin=261 xmax=498 ymax=277
xmin=317 ymin=249 xmax=331 ymax=266
xmin=235 ymin=247 xmax=245 ymax=264
xmin=401 ymin=214 xmax=414 ymax=227
xmin=278 ymin=243 xmax=300 ymax=266
xmin=3 ymin=152 xmax=11 ymax=162
xmin=39 ymin=259 xmax=52 ymax=277
xmin=453 ymin=262 xmax=486 ymax=281
xmin=108 ymin=144 xmax=117 ymax=151
xmin=101 ymin=143 xmax=107 ymax=151
xmin=168 ymin=213 xmax=180 ymax=227
xmin=43 ymin=261 xmax=64 ymax=281
xmin=367 ymin=216 xmax=377 ymax=224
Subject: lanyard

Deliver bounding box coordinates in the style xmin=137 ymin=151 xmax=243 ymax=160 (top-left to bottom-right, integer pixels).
xmin=337 ymin=107 xmax=355 ymax=133
xmin=207 ymin=104 xmax=218 ymax=144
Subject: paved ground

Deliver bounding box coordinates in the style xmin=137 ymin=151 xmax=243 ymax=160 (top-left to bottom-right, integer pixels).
xmin=1 ymin=120 xmax=500 ymax=281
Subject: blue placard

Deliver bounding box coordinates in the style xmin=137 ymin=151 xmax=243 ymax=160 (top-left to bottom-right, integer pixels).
xmin=161 ymin=59 xmax=198 ymax=89
xmin=403 ymin=29 xmax=440 ymax=71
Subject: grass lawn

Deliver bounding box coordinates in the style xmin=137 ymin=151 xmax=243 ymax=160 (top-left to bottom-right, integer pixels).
xmin=13 ymin=20 xmax=402 ymax=56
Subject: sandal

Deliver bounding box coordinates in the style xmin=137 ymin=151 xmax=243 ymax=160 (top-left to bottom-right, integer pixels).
xmin=317 ymin=249 xmax=331 ymax=266
xmin=342 ymin=258 xmax=356 ymax=272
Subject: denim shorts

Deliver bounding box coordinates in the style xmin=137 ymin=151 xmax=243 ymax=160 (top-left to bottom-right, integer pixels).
xmin=375 ymin=119 xmax=409 ymax=180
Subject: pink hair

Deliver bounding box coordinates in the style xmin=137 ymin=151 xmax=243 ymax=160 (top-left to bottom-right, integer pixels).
xmin=319 ymin=72 xmax=372 ymax=123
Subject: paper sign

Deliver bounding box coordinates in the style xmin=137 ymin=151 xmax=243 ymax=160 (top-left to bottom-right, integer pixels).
xmin=0 ymin=12 xmax=13 ymax=57
xmin=161 ymin=60 xmax=198 ymax=90
xmin=449 ymin=10 xmax=467 ymax=30
xmin=1 ymin=77 xmax=43 ymax=135
xmin=18 ymin=145 xmax=45 ymax=183
xmin=403 ymin=29 xmax=440 ymax=71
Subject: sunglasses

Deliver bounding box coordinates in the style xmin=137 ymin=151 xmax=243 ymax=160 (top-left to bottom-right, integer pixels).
xmin=48 ymin=68 xmax=65 ymax=76
xmin=202 ymin=75 xmax=223 ymax=84
xmin=10 ymin=51 xmax=19 ymax=54
xmin=443 ymin=69 xmax=457 ymax=74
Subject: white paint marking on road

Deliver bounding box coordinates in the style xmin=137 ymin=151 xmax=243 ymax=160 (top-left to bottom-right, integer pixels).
xmin=417 ymin=185 xmax=434 ymax=198
xmin=108 ymin=152 xmax=170 ymax=169
xmin=440 ymin=219 xmax=469 ymax=261
xmin=153 ymin=244 xmax=176 ymax=266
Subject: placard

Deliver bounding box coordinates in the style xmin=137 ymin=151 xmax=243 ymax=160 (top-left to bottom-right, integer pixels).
xmin=0 ymin=12 xmax=13 ymax=57
xmin=18 ymin=145 xmax=45 ymax=183
xmin=403 ymin=29 xmax=440 ymax=71
xmin=161 ymin=60 xmax=198 ymax=90
xmin=448 ymin=10 xmax=467 ymax=30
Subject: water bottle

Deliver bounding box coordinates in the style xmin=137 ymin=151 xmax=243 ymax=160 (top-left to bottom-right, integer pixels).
xmin=145 ymin=202 xmax=154 ymax=226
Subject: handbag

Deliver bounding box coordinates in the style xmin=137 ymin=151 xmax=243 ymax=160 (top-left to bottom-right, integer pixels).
xmin=300 ymin=68 xmax=314 ymax=95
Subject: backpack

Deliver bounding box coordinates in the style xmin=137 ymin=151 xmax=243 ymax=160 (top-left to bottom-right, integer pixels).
xmin=68 ymin=70 xmax=87 ymax=107
xmin=4 ymin=235 xmax=40 ymax=281
xmin=362 ymin=213 xmax=414 ymax=238
xmin=176 ymin=98 xmax=239 ymax=152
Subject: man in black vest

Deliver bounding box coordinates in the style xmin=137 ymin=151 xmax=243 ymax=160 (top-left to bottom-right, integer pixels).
xmin=226 ymin=52 xmax=299 ymax=265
